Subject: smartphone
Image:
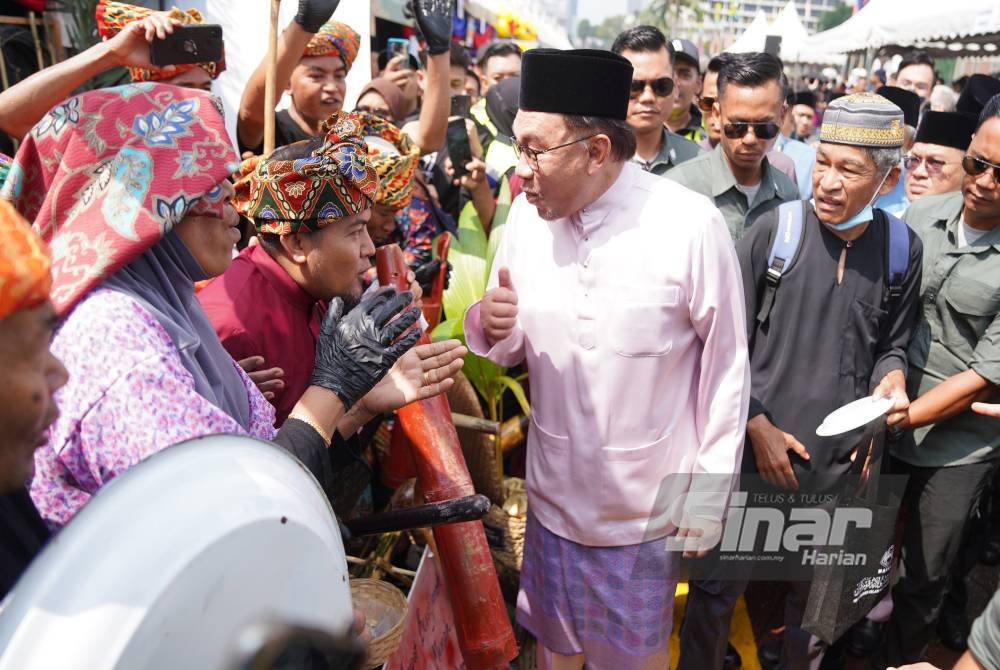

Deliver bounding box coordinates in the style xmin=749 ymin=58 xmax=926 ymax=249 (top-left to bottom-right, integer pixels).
xmin=150 ymin=24 xmax=223 ymax=67
xmin=450 ymin=94 xmax=472 ymax=119
xmin=446 ymin=118 xmax=473 ymax=179
xmin=386 ymin=38 xmax=409 ymax=70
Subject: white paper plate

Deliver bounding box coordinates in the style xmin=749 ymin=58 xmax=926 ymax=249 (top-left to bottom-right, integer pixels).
xmin=816 ymin=395 xmax=895 ymax=437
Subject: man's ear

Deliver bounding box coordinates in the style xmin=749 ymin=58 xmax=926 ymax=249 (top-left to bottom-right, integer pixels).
xmin=279 ymin=232 xmax=309 ymax=264
xmin=879 ymin=164 xmax=902 ymax=196
xmin=587 ymin=134 xmax=613 ymax=173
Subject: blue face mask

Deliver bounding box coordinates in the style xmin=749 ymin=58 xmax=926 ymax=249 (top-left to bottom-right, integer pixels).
xmin=815 ymin=169 xmax=892 ymax=231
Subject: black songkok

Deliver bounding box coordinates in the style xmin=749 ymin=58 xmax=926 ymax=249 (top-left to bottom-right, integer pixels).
xmin=519 ymin=48 xmax=633 ymax=120
xmin=915 ymin=111 xmax=977 ymax=151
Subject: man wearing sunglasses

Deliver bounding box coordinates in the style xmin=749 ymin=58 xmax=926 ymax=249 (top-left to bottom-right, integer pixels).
xmin=738 ymin=90 xmax=922 ymax=670
xmin=466 ymin=48 xmax=749 ymax=670
xmin=665 ymin=52 xmax=798 ymax=241
xmin=903 ymin=110 xmax=977 ymax=205
xmin=610 ymin=26 xmax=702 ymax=175
xmin=878 ymin=94 xmax=1000 ymax=669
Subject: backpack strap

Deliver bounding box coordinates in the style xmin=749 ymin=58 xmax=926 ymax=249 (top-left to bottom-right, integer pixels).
xmin=883 ymin=210 xmax=910 ymax=303
xmin=756 ymin=200 xmax=805 ymax=327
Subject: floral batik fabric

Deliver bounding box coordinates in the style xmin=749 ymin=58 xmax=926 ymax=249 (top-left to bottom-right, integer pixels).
xmin=0 ymin=199 xmax=50 ymax=320
xmin=96 ymin=0 xmax=226 ymax=82
xmin=304 ymin=20 xmax=360 ymax=69
xmin=357 ymin=112 xmax=420 ymax=211
xmin=232 ymin=111 xmax=378 ymax=235
xmin=30 ymin=288 xmax=277 ymax=529
xmin=2 ymin=83 xmax=238 ymax=315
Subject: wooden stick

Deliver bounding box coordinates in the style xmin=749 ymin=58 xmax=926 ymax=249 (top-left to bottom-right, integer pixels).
xmin=28 ymin=12 xmax=44 ymax=70
xmin=263 ymin=0 xmax=281 ymax=156
xmin=48 ymin=17 xmax=65 ymax=64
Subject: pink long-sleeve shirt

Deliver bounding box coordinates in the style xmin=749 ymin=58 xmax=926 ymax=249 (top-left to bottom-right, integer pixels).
xmin=465 ymin=162 xmax=750 ymax=547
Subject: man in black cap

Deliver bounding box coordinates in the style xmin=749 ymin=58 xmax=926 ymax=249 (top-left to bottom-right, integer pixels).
xmin=874 ymin=85 xmax=922 ymax=216
xmin=791 ymin=90 xmax=818 ymax=146
xmin=611 ymin=25 xmax=702 ymax=175
xmin=667 ymin=37 xmax=707 ymax=143
xmin=463 ymin=47 xmax=750 ymax=670
xmin=665 ymin=52 xmax=799 ymax=241
xmin=905 ymin=110 xmax=978 ymax=204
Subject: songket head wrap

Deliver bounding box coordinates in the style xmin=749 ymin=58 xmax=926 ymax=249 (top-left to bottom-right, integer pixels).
xmin=819 ymin=92 xmax=905 ymax=148
xmin=352 ymin=112 xmax=419 ymax=211
xmin=96 ymin=0 xmax=226 ymax=83
xmin=0 ymin=200 xmax=51 ymax=321
xmin=2 ymin=83 xmax=238 ymax=315
xmin=303 ymin=20 xmax=361 ymax=71
xmin=232 ymin=111 xmax=378 ymax=235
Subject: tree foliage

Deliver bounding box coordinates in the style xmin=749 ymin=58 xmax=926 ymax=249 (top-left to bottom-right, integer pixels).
xmin=817 ymin=3 xmax=853 ymax=32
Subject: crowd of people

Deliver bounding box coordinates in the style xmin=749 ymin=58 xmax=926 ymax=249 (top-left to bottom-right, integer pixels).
xmin=0 ymin=1 xmax=999 ymax=670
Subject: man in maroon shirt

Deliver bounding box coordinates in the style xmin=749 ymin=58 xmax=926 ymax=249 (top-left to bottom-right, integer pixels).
xmin=199 ymin=114 xmax=463 ymax=436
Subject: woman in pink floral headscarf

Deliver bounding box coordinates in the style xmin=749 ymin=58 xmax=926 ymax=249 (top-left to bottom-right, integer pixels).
xmin=4 ymin=83 xmax=422 ymax=529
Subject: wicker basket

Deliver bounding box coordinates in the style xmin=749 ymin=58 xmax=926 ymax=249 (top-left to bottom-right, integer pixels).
xmin=350 ymin=578 xmax=408 ymax=668
xmin=482 ymin=477 xmax=528 ymax=602
xmin=446 ymin=371 xmax=505 ymax=504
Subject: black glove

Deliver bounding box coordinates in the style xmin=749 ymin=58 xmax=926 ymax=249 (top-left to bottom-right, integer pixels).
xmin=413 ymin=259 xmax=452 ymax=295
xmin=412 ymin=0 xmax=454 ymax=55
xmin=294 ymin=0 xmax=340 ymax=33
xmin=309 ymin=289 xmax=422 ymax=410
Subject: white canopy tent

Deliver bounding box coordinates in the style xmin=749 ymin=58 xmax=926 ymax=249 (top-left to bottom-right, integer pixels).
xmin=804 ymin=0 xmax=1000 ymax=58
xmin=725 ymin=9 xmax=770 ymax=54
xmin=726 ymin=2 xmax=841 ymax=64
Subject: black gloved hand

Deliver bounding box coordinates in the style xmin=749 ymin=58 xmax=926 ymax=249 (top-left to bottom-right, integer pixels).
xmin=412 ymin=0 xmax=454 ymax=56
xmin=310 ymin=289 xmax=422 ymax=410
xmin=295 ymin=0 xmax=340 ymax=33
xmin=413 ymin=259 xmax=452 ymax=295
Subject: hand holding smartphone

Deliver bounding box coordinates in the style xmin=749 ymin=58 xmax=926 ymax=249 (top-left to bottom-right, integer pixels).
xmin=149 ymin=24 xmax=223 ymax=67
xmin=446 ymin=118 xmax=473 ymax=179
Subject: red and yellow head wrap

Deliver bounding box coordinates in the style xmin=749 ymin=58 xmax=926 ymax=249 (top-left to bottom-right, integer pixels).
xmin=354 ymin=113 xmax=420 ymax=211
xmin=303 ymin=20 xmax=361 ymax=72
xmin=96 ymin=0 xmax=226 ymax=83
xmin=0 ymin=199 xmax=51 ymax=321
xmin=232 ymin=112 xmax=378 ymax=236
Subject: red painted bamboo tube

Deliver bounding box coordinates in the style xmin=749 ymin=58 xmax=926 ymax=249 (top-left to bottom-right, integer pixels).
xmin=377 ymin=244 xmax=517 ymax=669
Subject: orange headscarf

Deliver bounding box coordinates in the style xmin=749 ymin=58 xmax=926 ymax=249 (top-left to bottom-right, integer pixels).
xmin=0 ymin=199 xmax=51 ymax=321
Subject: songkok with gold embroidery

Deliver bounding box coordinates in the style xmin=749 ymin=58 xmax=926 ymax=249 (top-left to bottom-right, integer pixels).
xmin=819 ymin=92 xmax=905 ymax=148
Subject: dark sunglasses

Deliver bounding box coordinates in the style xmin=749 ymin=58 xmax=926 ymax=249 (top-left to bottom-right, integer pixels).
xmin=962 ymin=155 xmax=1000 ymax=183
xmin=697 ymin=96 xmax=716 ymax=113
xmin=629 ymin=77 xmax=675 ymax=99
xmin=722 ymin=122 xmax=781 ymax=140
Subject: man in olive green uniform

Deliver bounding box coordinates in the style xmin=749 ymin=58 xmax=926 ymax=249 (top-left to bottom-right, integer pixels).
xmin=665 ymin=52 xmax=797 ymax=241
xmin=879 ymin=94 xmax=1000 ymax=668
xmin=611 ymin=25 xmax=702 ymax=176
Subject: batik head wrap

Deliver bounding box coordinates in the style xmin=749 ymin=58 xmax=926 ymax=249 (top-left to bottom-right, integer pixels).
xmin=0 ymin=200 xmax=51 ymax=321
xmin=232 ymin=111 xmax=378 ymax=235
xmin=351 ymin=112 xmax=419 ymax=211
xmin=96 ymin=0 xmax=226 ymax=83
xmin=2 ymin=83 xmax=238 ymax=315
xmin=303 ymin=20 xmax=360 ymax=71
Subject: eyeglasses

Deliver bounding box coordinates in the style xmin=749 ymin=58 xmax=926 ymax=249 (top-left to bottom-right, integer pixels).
xmin=355 ymin=105 xmax=393 ymax=121
xmin=962 ymin=155 xmax=1000 ymax=183
xmin=510 ymin=134 xmax=598 ymax=166
xmin=722 ymin=122 xmax=781 ymax=140
xmin=903 ymin=154 xmax=953 ymax=176
xmin=629 ymin=77 xmax=675 ymax=99
xmin=697 ymin=96 xmax=716 ymax=113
